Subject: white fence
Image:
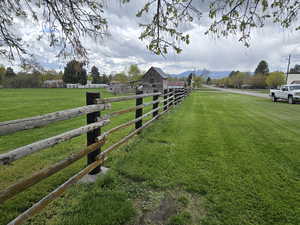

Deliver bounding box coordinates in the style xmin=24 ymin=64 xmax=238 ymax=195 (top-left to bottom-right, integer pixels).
xmin=66 ymin=83 xmax=108 ymax=88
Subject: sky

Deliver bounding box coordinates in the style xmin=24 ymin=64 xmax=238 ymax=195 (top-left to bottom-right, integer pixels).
xmin=2 ymin=1 xmax=300 ymax=75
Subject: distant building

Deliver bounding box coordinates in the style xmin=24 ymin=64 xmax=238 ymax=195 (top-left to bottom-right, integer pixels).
xmin=66 ymin=83 xmax=108 ymax=88
xmin=291 ymin=80 xmax=300 ymax=84
xmin=141 ymin=67 xmax=168 ymax=93
xmin=43 ymin=80 xmax=64 ymax=88
xmin=167 ymin=81 xmax=185 ymax=89
xmin=107 ymin=81 xmax=134 ymax=94
xmin=287 ymin=73 xmax=300 ymax=84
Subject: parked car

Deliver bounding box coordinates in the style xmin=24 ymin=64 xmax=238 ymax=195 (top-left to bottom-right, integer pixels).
xmin=270 ymin=84 xmax=300 ymax=104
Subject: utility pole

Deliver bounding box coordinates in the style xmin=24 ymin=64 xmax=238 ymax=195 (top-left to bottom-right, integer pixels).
xmin=286 ymin=54 xmax=291 ymax=84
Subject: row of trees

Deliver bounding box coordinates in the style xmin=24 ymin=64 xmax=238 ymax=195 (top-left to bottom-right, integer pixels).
xmin=214 ymin=60 xmax=285 ymax=89
xmin=109 ymin=64 xmax=144 ymax=83
xmin=0 ymin=66 xmax=64 ymax=88
xmin=0 ymin=61 xmax=144 ymax=88
xmin=214 ymin=72 xmax=285 ymax=89
xmin=62 ymin=60 xmax=145 ymax=85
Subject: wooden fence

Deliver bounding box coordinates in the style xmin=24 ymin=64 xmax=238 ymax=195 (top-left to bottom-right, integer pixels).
xmin=0 ymin=87 xmax=191 ymax=225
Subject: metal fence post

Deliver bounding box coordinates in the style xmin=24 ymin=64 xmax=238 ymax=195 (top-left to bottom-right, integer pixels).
xmin=86 ymin=92 xmax=101 ymax=175
xmin=135 ymin=89 xmax=143 ymax=129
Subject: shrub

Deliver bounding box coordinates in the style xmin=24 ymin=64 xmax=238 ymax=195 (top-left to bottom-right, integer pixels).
xmin=266 ymin=72 xmax=285 ymax=88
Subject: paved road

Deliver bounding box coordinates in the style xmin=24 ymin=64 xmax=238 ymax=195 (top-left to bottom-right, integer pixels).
xmin=202 ymin=85 xmax=270 ymax=99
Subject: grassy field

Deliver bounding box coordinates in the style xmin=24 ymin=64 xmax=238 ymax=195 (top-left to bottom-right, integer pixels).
xmin=1 ymin=89 xmax=300 ymax=225
xmin=242 ymin=89 xmax=270 ymax=94
xmin=0 ymin=88 xmax=154 ymax=224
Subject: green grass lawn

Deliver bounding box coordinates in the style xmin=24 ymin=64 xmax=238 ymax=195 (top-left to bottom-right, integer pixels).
xmin=196 ymin=86 xmax=220 ymax=91
xmin=1 ymin=89 xmax=300 ymax=225
xmin=0 ymin=88 xmax=155 ymax=224
xmin=241 ymin=89 xmax=270 ymax=94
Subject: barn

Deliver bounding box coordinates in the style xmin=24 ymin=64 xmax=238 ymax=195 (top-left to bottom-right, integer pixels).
xmin=141 ymin=67 xmax=168 ymax=93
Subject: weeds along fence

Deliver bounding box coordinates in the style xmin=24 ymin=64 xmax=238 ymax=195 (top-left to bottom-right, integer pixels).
xmin=0 ymin=87 xmax=191 ymax=225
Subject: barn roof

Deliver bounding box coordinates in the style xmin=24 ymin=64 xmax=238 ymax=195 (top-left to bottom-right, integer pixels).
xmin=150 ymin=67 xmax=168 ymax=79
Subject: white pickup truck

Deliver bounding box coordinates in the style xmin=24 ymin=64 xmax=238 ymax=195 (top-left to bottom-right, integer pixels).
xmin=270 ymin=84 xmax=300 ymax=104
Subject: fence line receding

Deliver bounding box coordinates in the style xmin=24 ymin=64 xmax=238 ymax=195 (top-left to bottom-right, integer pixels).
xmin=0 ymin=87 xmax=191 ymax=225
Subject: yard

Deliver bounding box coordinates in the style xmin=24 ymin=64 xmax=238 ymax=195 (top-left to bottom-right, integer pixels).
xmin=0 ymin=89 xmax=300 ymax=225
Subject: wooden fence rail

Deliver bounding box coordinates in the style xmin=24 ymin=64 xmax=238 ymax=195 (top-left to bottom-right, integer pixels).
xmin=0 ymin=87 xmax=190 ymax=225
xmin=0 ymin=104 xmax=111 ymax=136
xmin=0 ymin=119 xmax=110 ymax=165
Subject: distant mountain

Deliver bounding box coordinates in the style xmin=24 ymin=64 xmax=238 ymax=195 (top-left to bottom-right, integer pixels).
xmin=169 ymin=70 xmax=232 ymax=79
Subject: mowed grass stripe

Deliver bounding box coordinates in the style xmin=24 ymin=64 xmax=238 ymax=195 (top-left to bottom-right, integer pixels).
xmin=112 ymin=92 xmax=300 ymax=225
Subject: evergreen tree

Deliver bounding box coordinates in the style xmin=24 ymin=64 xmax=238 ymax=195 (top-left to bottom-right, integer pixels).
xmin=206 ymin=77 xmax=212 ymax=85
xmin=91 ymin=66 xmax=100 ymax=84
xmin=79 ymin=69 xmax=87 ymax=85
xmin=5 ymin=67 xmax=16 ymax=78
xmin=102 ymin=74 xmax=109 ymax=84
xmin=187 ymin=73 xmax=193 ymax=86
xmin=63 ymin=60 xmax=87 ymax=85
xmin=254 ymin=60 xmax=269 ymax=75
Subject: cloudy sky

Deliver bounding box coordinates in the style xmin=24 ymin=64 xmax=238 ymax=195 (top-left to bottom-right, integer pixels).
xmin=3 ymin=1 xmax=300 ymax=75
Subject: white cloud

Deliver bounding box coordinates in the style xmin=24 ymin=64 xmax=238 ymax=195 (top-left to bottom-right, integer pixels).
xmin=1 ymin=1 xmax=300 ymax=75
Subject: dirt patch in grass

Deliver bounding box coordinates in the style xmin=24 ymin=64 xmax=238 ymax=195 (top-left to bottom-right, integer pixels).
xmin=137 ymin=195 xmax=177 ymax=225
xmin=132 ymin=190 xmax=205 ymax=225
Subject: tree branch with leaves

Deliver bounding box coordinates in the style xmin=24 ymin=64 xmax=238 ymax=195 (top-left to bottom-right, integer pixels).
xmin=0 ymin=0 xmax=300 ymax=62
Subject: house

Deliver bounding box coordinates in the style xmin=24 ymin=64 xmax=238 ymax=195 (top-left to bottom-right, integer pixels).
xmin=43 ymin=80 xmax=64 ymax=88
xmin=167 ymin=81 xmax=185 ymax=89
xmin=287 ymin=73 xmax=300 ymax=84
xmin=141 ymin=67 xmax=168 ymax=93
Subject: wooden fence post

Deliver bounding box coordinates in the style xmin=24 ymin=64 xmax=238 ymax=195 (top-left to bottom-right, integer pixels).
xmin=135 ymin=89 xmax=143 ymax=129
xmin=153 ymin=90 xmax=159 ymax=117
xmin=171 ymin=88 xmax=175 ymax=106
xmin=163 ymin=89 xmax=168 ymax=111
xmin=179 ymin=88 xmax=182 ymax=102
xmin=169 ymin=89 xmax=172 ymax=109
xmin=86 ymin=92 xmax=101 ymax=175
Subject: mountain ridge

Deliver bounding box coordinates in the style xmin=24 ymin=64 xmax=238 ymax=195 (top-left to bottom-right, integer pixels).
xmin=169 ymin=69 xmax=232 ymax=79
